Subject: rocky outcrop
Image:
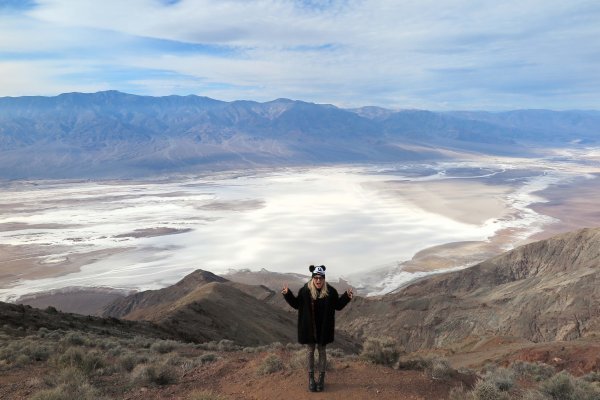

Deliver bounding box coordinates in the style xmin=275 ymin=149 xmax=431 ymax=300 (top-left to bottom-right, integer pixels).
xmin=338 ymin=228 xmax=600 ymax=350
xmin=102 ymin=269 xmax=227 ymax=318
xmin=102 ymin=269 xmax=299 ymax=346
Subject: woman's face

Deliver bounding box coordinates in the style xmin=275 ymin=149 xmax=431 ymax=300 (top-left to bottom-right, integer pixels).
xmin=313 ymin=275 xmax=324 ymax=289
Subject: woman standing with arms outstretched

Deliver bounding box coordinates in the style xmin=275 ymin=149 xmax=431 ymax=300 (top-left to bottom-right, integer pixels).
xmin=282 ymin=265 xmax=353 ymax=392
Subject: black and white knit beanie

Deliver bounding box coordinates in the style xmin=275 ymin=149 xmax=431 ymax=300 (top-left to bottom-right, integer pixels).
xmin=309 ymin=265 xmax=326 ymax=277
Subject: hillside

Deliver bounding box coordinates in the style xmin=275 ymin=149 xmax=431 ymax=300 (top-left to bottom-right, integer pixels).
xmin=101 ymin=270 xmax=295 ymax=346
xmin=2 ymin=227 xmax=600 ymax=398
xmin=2 ymin=91 xmax=600 ymax=178
xmin=338 ymin=227 xmax=600 ymax=352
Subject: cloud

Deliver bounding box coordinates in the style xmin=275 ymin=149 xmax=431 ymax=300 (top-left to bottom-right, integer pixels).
xmin=0 ymin=0 xmax=599 ymax=109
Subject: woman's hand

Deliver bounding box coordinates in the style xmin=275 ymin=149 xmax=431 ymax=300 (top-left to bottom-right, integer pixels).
xmin=346 ymin=288 xmax=353 ymax=299
xmin=281 ymin=283 xmax=289 ymax=295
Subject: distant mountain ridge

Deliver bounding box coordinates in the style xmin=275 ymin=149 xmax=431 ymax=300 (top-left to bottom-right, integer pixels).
xmin=1 ymin=91 xmax=600 ymax=178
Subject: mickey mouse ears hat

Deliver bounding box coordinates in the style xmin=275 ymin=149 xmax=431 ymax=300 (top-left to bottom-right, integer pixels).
xmin=309 ymin=265 xmax=326 ymax=277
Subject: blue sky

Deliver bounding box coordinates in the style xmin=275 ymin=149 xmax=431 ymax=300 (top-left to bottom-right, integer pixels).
xmin=0 ymin=0 xmax=599 ymax=110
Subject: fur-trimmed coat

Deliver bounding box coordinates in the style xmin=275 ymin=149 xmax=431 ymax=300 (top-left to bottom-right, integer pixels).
xmin=283 ymin=283 xmax=351 ymax=345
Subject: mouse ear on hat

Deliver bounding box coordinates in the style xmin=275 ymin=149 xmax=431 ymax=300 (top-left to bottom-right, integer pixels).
xmin=320 ymin=265 xmax=326 ymax=271
xmin=309 ymin=265 xmax=315 ymax=273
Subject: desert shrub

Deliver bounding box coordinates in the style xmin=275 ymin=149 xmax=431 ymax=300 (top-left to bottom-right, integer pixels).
xmin=472 ymin=380 xmax=511 ymax=400
xmin=396 ymin=357 xmax=432 ymax=371
xmin=119 ymin=352 xmax=143 ymax=372
xmin=56 ymin=347 xmax=105 ymax=375
xmin=256 ymin=353 xmax=284 ymax=375
xmin=14 ymin=353 xmax=31 ymax=367
xmin=285 ymin=342 xmax=303 ymax=351
xmin=19 ymin=341 xmax=53 ymax=362
xmin=62 ymin=332 xmax=86 ymax=346
xmin=360 ymin=337 xmax=401 ymax=366
xmin=35 ymin=367 xmax=102 ymax=400
xmin=540 ymin=371 xmax=600 ymax=400
xmin=448 ymin=385 xmax=475 ymax=400
xmin=328 ymin=347 xmax=346 ymax=358
xmin=268 ymin=342 xmax=284 ymax=350
xmin=131 ymin=335 xmax=153 ymax=349
xmin=97 ymin=337 xmax=120 ymax=351
xmin=289 ymin=349 xmax=306 ymax=370
xmin=150 ymin=339 xmax=179 ymax=354
xmin=164 ymin=354 xmax=202 ymax=374
xmin=45 ymin=306 xmax=58 ymax=314
xmin=37 ymin=327 xmax=51 ymax=338
xmin=217 ymin=339 xmax=239 ymax=352
xmin=0 ymin=339 xmax=53 ymax=367
xmin=199 ymin=353 xmax=217 ymax=365
xmin=131 ymin=362 xmax=178 ymax=386
xmin=29 ymin=383 xmax=100 ymax=400
xmin=484 ymin=367 xmax=515 ymax=392
xmin=198 ymin=341 xmax=218 ymax=351
xmin=187 ymin=390 xmax=228 ymax=400
xmin=582 ymin=371 xmax=600 ymax=383
xmin=242 ymin=346 xmax=263 ymax=353
xmin=520 ymin=390 xmax=549 ymax=400
xmin=511 ymin=360 xmax=556 ymax=381
xmin=429 ymin=357 xmax=454 ymax=380
xmin=46 ymin=330 xmax=63 ymax=341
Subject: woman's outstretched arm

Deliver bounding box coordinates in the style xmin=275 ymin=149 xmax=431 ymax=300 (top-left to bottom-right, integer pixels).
xmin=282 ymin=283 xmax=300 ymax=309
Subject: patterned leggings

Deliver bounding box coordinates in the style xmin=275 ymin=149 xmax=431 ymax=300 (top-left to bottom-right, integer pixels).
xmin=307 ymin=344 xmax=327 ymax=373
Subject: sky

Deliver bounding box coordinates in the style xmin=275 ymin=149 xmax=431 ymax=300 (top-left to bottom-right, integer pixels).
xmin=0 ymin=0 xmax=599 ymax=110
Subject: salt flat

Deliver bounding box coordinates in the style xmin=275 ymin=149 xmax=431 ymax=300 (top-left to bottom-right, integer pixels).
xmin=1 ymin=152 xmax=599 ymax=301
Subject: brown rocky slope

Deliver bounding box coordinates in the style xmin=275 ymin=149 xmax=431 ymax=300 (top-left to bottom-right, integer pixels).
xmin=338 ymin=227 xmax=600 ymax=353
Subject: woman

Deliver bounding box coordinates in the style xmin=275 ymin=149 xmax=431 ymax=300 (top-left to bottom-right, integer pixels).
xmin=282 ymin=265 xmax=353 ymax=392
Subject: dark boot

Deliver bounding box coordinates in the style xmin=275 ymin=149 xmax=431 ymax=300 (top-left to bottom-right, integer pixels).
xmin=308 ymin=372 xmax=317 ymax=392
xmin=316 ymin=372 xmax=325 ymax=392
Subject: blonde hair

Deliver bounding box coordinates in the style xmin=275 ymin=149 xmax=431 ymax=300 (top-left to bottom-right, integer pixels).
xmin=308 ymin=277 xmax=329 ymax=300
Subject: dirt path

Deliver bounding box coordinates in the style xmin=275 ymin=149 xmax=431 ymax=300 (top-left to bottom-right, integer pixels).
xmin=120 ymin=352 xmax=473 ymax=400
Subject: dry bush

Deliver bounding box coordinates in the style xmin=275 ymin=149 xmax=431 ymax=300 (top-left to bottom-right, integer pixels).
xmin=150 ymin=339 xmax=180 ymax=354
xmin=360 ymin=337 xmax=401 ymax=367
xmin=429 ymin=357 xmax=454 ymax=380
xmin=199 ymin=353 xmax=218 ymax=365
xmin=217 ymin=339 xmax=240 ymax=352
xmin=243 ymin=346 xmax=264 ymax=353
xmin=131 ymin=335 xmax=153 ymax=349
xmin=130 ymin=361 xmax=178 ymax=386
xmin=34 ymin=367 xmax=103 ymax=400
xmin=484 ymin=367 xmax=515 ymax=392
xmin=62 ymin=332 xmax=86 ymax=346
xmin=448 ymin=385 xmax=476 ymax=400
xmin=395 ymin=356 xmax=432 ymax=371
xmin=55 ymin=347 xmax=105 ymax=376
xmin=0 ymin=338 xmax=54 ymax=368
xmin=510 ymin=360 xmax=556 ymax=382
xmin=29 ymin=383 xmax=100 ymax=400
xmin=328 ymin=347 xmax=346 ymax=358
xmin=582 ymin=371 xmax=600 ymax=383
xmin=256 ymin=353 xmax=284 ymax=375
xmin=472 ymin=380 xmax=511 ymax=400
xmin=197 ymin=340 xmax=240 ymax=352
xmin=285 ymin=342 xmax=303 ymax=351
xmin=119 ymin=351 xmax=145 ymax=372
xmin=540 ymin=371 xmax=600 ymax=400
xmin=519 ymin=390 xmax=549 ymax=400
xmin=289 ymin=349 xmax=306 ymax=370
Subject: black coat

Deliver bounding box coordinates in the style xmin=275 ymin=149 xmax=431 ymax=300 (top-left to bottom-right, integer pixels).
xmin=283 ymin=283 xmax=350 ymax=345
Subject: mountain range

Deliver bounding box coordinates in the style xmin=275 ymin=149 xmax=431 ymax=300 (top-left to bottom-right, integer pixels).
xmin=1 ymin=91 xmax=600 ymax=179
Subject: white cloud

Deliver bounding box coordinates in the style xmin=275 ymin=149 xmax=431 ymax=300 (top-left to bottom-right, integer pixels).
xmin=0 ymin=0 xmax=599 ymax=109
